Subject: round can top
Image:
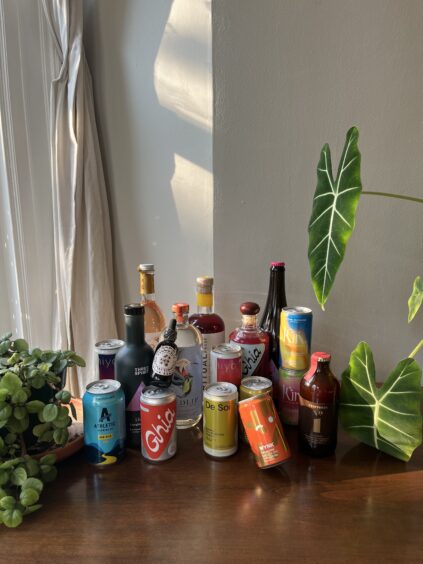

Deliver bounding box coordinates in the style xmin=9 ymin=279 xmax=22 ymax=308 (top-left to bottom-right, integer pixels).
xmin=240 ymin=302 xmax=260 ymax=315
xmin=282 ymin=306 xmax=312 ymax=315
xmin=172 ymin=302 xmax=189 ymax=314
xmin=312 ymin=351 xmax=331 ymax=363
xmin=95 ymin=339 xmax=125 ymax=353
xmin=241 ymin=376 xmax=272 ymax=391
xmin=124 ymin=303 xmax=145 ymax=316
xmin=141 ymin=386 xmax=176 ymax=405
xmin=211 ymin=343 xmax=242 ymax=357
xmin=270 ymin=261 xmax=285 ymax=267
xmin=204 ymin=382 xmax=238 ymax=401
xmin=86 ymin=379 xmax=121 ymax=395
xmin=279 ymin=367 xmax=307 ymax=378
xmin=138 ymin=263 xmax=155 ymax=272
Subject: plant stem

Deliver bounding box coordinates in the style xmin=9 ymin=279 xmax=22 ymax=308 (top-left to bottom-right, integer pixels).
xmin=19 ymin=433 xmax=27 ymax=456
xmin=362 ymin=191 xmax=423 ymax=204
xmin=409 ymin=339 xmax=423 ymax=359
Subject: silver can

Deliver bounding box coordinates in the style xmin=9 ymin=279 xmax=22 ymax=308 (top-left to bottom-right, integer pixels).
xmin=140 ymin=386 xmax=177 ymax=462
xmin=210 ymin=343 xmax=242 ymax=387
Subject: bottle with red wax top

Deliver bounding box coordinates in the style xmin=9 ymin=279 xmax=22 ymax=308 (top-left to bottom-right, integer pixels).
xmin=259 ymin=262 xmax=287 ymax=401
xmin=189 ymin=277 xmax=225 ymax=388
xmin=299 ymin=352 xmax=339 ymax=457
xmin=229 ymin=302 xmax=270 ymax=379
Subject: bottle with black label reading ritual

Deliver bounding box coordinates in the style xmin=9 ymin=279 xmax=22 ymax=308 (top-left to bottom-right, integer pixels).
xmin=168 ymin=303 xmax=203 ymax=429
xmin=259 ymin=262 xmax=287 ymax=403
xmin=189 ymin=277 xmax=225 ymax=388
xmin=115 ymin=304 xmax=154 ymax=449
xmin=299 ymin=352 xmax=339 ymax=457
xmin=151 ymin=319 xmax=178 ymax=388
xmin=229 ymin=302 xmax=270 ymax=379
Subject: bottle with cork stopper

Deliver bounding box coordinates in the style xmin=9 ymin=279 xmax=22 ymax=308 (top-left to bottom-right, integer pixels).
xmin=138 ymin=263 xmax=166 ymax=350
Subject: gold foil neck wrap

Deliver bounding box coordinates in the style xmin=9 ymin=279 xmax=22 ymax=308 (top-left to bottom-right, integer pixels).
xmin=140 ymin=271 xmax=155 ymax=295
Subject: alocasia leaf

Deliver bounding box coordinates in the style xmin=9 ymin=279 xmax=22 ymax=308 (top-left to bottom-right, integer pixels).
xmin=408 ymin=275 xmax=423 ymax=323
xmin=340 ymin=342 xmax=422 ymax=461
xmin=308 ymin=127 xmax=362 ymax=309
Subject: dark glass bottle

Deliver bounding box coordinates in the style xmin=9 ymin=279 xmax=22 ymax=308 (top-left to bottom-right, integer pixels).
xmin=259 ymin=262 xmax=287 ymax=378
xmin=115 ymin=304 xmax=154 ymax=449
xmin=151 ymin=319 xmax=178 ymax=388
xmin=299 ymin=352 xmax=339 ymax=457
xmin=189 ymin=276 xmax=225 ymax=388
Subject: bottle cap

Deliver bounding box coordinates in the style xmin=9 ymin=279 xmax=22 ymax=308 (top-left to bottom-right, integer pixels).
xmin=172 ymin=303 xmax=190 ymax=314
xmin=270 ymin=262 xmax=285 ymax=267
xmin=124 ymin=304 xmax=145 ymax=316
xmin=240 ymin=302 xmax=260 ymax=315
xmin=196 ymin=276 xmax=213 ymax=289
xmin=138 ymin=264 xmax=155 ymax=273
xmin=313 ymin=352 xmax=331 ymax=363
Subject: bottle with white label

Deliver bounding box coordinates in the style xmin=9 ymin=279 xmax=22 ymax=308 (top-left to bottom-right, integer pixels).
xmin=189 ymin=277 xmax=225 ymax=388
xmin=151 ymin=319 xmax=178 ymax=388
xmin=229 ymin=302 xmax=270 ymax=379
xmin=138 ymin=263 xmax=166 ymax=350
xmin=169 ymin=303 xmax=203 ymax=429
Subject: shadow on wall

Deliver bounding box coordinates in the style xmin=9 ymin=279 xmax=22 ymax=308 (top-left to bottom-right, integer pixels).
xmin=84 ymin=0 xmax=213 ymax=329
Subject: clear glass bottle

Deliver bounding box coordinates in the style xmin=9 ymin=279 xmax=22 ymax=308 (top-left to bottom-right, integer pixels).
xmin=115 ymin=304 xmax=154 ymax=449
xmin=189 ymin=276 xmax=225 ymax=388
xmin=138 ymin=264 xmax=166 ymax=349
xmin=259 ymin=262 xmax=287 ymax=403
xmin=229 ymin=302 xmax=270 ymax=379
xmin=299 ymin=352 xmax=339 ymax=457
xmin=167 ymin=303 xmax=203 ymax=429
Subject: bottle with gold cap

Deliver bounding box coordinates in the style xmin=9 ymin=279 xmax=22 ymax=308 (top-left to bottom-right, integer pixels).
xmin=169 ymin=303 xmax=203 ymax=429
xmin=138 ymin=264 xmax=166 ymax=350
xmin=189 ymin=277 xmax=225 ymax=388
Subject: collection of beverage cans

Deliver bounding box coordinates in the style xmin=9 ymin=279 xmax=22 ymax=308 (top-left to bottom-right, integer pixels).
xmin=82 ymin=263 xmax=339 ymax=470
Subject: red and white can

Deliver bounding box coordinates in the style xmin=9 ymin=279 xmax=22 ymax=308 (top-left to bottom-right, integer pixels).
xmin=210 ymin=343 xmax=242 ymax=387
xmin=238 ymin=393 xmax=291 ymax=469
xmin=140 ymin=386 xmax=177 ymax=462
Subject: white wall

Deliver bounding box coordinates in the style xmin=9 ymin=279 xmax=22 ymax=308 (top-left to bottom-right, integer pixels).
xmin=84 ymin=0 xmax=213 ymax=332
xmin=213 ymin=0 xmax=423 ymax=378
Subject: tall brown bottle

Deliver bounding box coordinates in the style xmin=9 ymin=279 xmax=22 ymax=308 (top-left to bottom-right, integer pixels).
xmin=299 ymin=352 xmax=339 ymax=457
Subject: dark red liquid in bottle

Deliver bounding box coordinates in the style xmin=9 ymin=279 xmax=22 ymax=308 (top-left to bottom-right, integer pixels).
xmin=229 ymin=302 xmax=270 ymax=379
xmin=299 ymin=352 xmax=339 ymax=457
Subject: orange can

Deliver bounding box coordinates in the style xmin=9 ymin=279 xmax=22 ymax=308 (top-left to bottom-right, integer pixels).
xmin=238 ymin=393 xmax=291 ymax=469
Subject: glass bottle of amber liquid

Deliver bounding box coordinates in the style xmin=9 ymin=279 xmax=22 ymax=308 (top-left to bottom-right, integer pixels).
xmin=138 ymin=264 xmax=166 ymax=350
xmin=299 ymin=352 xmax=339 ymax=457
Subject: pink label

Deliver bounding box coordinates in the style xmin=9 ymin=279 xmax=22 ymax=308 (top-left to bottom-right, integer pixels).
xmin=216 ymin=356 xmax=242 ymax=387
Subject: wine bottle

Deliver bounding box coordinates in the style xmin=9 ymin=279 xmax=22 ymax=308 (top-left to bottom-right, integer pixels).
xmin=138 ymin=263 xmax=166 ymax=349
xmin=151 ymin=319 xmax=178 ymax=388
xmin=115 ymin=304 xmax=154 ymax=449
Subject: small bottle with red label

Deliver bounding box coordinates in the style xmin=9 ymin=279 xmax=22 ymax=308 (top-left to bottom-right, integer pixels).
xmin=229 ymin=302 xmax=270 ymax=380
xmin=299 ymin=352 xmax=339 ymax=457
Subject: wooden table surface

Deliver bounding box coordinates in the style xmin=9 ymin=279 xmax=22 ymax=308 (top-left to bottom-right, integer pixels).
xmin=1 ymin=422 xmax=422 ymax=563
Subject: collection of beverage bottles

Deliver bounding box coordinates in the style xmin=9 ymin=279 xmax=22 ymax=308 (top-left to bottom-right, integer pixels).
xmin=82 ymin=262 xmax=340 ymax=470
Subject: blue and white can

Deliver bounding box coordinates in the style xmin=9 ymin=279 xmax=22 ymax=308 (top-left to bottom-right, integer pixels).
xmin=83 ymin=379 xmax=126 ymax=466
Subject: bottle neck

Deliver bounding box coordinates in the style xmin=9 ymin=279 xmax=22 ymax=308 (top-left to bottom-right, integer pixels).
xmin=315 ymin=360 xmax=331 ymax=376
xmin=266 ymin=267 xmax=286 ymax=310
xmin=241 ymin=314 xmax=258 ymax=329
xmin=140 ymin=272 xmax=156 ymax=303
xmin=124 ymin=314 xmax=146 ymax=345
xmin=174 ymin=312 xmax=189 ymax=327
xmin=196 ymin=290 xmax=213 ymax=314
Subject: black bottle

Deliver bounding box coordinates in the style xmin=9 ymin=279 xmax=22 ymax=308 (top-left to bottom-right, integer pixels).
xmin=115 ymin=304 xmax=154 ymax=449
xmin=151 ymin=319 xmax=178 ymax=388
xmin=259 ymin=262 xmax=287 ymax=401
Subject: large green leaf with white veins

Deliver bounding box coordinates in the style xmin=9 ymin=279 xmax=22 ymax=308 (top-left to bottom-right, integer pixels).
xmin=408 ymin=275 xmax=423 ymax=323
xmin=308 ymin=127 xmax=362 ymax=309
xmin=340 ymin=342 xmax=422 ymax=461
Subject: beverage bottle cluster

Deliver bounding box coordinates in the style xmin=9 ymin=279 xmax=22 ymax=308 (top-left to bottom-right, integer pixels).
xmin=84 ymin=260 xmax=340 ymax=467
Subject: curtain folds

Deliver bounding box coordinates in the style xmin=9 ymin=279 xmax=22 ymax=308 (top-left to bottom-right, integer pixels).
xmin=41 ymin=0 xmax=117 ymax=395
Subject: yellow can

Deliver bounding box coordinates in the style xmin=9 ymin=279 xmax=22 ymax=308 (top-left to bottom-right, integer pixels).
xmin=203 ymin=383 xmax=238 ymax=458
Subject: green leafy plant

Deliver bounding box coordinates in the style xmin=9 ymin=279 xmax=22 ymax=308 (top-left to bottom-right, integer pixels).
xmin=0 ymin=332 xmax=85 ymax=527
xmin=340 ymin=342 xmax=422 ymax=461
xmin=308 ymin=128 xmax=423 ymax=460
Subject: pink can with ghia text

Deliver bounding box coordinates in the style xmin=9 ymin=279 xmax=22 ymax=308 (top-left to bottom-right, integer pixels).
xmin=140 ymin=386 xmax=177 ymax=462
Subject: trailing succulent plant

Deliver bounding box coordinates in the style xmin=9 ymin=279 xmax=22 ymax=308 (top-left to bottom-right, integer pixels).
xmin=0 ymin=332 xmax=85 ymax=527
xmin=308 ymin=128 xmax=423 ymax=461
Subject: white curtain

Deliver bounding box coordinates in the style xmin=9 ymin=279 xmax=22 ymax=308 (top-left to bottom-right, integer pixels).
xmin=0 ymin=0 xmax=117 ymax=395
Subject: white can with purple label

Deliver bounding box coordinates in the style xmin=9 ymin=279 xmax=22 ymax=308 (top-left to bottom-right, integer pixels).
xmin=95 ymin=339 xmax=125 ymax=380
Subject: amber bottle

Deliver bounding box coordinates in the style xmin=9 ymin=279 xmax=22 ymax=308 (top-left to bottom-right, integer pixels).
xmin=299 ymin=352 xmax=339 ymax=457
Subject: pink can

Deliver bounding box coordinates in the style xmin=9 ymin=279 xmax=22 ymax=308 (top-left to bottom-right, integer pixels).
xmin=210 ymin=343 xmax=242 ymax=387
xmin=278 ymin=368 xmax=306 ymax=425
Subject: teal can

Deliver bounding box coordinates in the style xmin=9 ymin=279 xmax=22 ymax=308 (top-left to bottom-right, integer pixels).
xmin=83 ymin=379 xmax=126 ymax=466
